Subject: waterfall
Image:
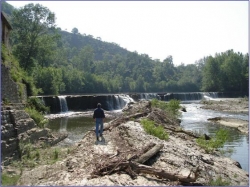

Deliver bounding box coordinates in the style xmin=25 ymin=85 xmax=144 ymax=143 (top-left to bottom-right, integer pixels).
xmin=58 ymin=96 xmax=68 ymax=113
xmin=139 ymin=93 xmax=159 ymax=100
xmin=163 ymin=92 xmax=219 ymax=101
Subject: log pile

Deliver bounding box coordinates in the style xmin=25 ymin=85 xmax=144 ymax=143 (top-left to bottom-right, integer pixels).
xmin=90 ymin=142 xmax=200 ymax=185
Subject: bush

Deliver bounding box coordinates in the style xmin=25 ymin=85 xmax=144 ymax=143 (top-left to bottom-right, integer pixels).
xmin=25 ymin=107 xmax=48 ymax=128
xmin=151 ymin=98 xmax=181 ymax=117
xmin=26 ymin=97 xmax=49 ymax=114
xmin=141 ymin=119 xmax=169 ymax=140
xmin=196 ymin=128 xmax=229 ymax=153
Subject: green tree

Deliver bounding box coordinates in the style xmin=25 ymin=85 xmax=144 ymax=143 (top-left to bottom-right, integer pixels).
xmin=202 ymin=56 xmax=221 ymax=91
xmin=11 ymin=3 xmax=56 ymax=72
xmin=34 ymin=67 xmax=64 ymax=95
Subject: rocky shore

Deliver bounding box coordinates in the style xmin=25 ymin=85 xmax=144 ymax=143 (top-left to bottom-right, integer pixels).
xmin=200 ymin=98 xmax=249 ymax=134
xmin=16 ymin=100 xmax=248 ymax=186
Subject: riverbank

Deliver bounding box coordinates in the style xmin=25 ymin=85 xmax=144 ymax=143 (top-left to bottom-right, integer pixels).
xmin=200 ymin=98 xmax=248 ymax=114
xmin=14 ymin=100 xmax=248 ymax=186
xmin=200 ymin=98 xmax=249 ymax=134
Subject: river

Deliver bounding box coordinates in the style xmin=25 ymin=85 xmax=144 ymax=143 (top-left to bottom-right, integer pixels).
xmin=45 ymin=99 xmax=249 ymax=172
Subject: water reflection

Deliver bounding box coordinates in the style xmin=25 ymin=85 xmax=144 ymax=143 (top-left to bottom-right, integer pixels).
xmin=47 ymin=116 xmax=96 ymax=145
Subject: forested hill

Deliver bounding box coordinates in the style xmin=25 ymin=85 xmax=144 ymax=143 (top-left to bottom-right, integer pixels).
xmin=59 ymin=30 xmax=132 ymax=62
xmin=1 ymin=2 xmax=249 ymax=95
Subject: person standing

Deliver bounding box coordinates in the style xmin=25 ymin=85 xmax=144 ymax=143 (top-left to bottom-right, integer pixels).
xmin=93 ymin=103 xmax=105 ymax=141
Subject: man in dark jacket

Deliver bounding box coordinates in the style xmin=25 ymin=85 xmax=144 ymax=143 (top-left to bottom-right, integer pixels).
xmin=93 ymin=103 xmax=105 ymax=141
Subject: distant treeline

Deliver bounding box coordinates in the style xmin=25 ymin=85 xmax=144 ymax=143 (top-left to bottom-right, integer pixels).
xmin=2 ymin=2 xmax=249 ymax=95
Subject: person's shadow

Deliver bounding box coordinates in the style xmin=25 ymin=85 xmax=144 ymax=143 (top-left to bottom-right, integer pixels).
xmin=95 ymin=136 xmax=106 ymax=145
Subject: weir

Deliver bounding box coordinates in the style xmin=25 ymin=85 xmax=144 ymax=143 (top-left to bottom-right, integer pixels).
xmin=37 ymin=92 xmax=247 ymax=114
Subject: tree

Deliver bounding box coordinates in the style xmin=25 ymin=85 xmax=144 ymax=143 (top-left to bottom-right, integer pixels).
xmin=11 ymin=3 xmax=56 ymax=72
xmin=71 ymin=27 xmax=79 ymax=34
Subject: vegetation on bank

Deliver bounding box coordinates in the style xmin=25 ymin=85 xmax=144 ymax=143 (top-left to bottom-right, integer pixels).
xmin=1 ymin=2 xmax=249 ymax=96
xmin=1 ymin=141 xmax=73 ymax=186
xmin=25 ymin=97 xmax=49 ymax=128
xmin=141 ymin=119 xmax=169 ymax=140
xmin=196 ymin=128 xmax=229 ymax=153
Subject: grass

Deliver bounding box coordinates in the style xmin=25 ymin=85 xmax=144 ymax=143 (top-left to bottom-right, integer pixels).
xmin=1 ymin=173 xmax=21 ymax=186
xmin=1 ymin=142 xmax=72 ymax=186
xmin=141 ymin=119 xmax=169 ymax=140
xmin=25 ymin=107 xmax=48 ymax=128
xmin=208 ymin=176 xmax=230 ymax=186
xmin=196 ymin=128 xmax=229 ymax=153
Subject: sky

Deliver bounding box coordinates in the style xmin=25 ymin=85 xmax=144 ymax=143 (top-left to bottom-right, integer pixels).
xmin=5 ymin=1 xmax=249 ymax=66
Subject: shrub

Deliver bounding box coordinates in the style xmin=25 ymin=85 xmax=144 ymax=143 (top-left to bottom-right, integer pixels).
xmin=151 ymin=98 xmax=181 ymax=117
xmin=196 ymin=128 xmax=229 ymax=153
xmin=25 ymin=107 xmax=48 ymax=128
xmin=26 ymin=97 xmax=49 ymax=114
xmin=141 ymin=119 xmax=169 ymax=140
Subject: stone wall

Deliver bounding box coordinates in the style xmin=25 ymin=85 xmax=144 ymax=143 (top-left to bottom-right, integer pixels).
xmin=1 ymin=63 xmax=27 ymax=103
xmin=1 ymin=104 xmax=68 ymax=165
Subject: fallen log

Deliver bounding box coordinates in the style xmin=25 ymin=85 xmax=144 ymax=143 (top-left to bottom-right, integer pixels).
xmin=135 ymin=144 xmax=164 ymax=164
xmin=91 ymin=160 xmax=199 ymax=184
xmin=130 ymin=161 xmax=199 ymax=183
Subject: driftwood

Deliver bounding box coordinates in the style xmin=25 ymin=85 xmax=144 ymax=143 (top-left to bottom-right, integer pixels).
xmin=90 ymin=142 xmax=199 ymax=184
xmin=91 ymin=160 xmax=199 ymax=183
xmin=130 ymin=161 xmax=199 ymax=183
xmin=135 ymin=144 xmax=164 ymax=164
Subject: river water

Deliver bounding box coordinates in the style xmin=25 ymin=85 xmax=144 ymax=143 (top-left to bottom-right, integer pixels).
xmin=46 ymin=99 xmax=249 ymax=172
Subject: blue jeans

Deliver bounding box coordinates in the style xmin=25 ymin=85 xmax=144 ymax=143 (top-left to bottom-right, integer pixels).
xmin=95 ymin=118 xmax=103 ymax=137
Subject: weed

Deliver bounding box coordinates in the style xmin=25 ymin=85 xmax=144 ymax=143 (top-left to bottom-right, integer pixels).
xmin=141 ymin=119 xmax=169 ymax=140
xmin=53 ymin=149 xmax=59 ymax=160
xmin=196 ymin=128 xmax=229 ymax=153
xmin=25 ymin=107 xmax=48 ymax=128
xmin=1 ymin=173 xmax=20 ymax=186
xmin=208 ymin=176 xmax=230 ymax=186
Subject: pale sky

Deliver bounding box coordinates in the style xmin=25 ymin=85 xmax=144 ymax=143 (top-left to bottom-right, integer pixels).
xmin=5 ymin=1 xmax=249 ymax=65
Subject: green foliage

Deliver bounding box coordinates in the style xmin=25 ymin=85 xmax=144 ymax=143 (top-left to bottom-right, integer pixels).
xmin=26 ymin=97 xmax=49 ymax=114
xmin=151 ymin=99 xmax=181 ymax=117
xmin=33 ymin=66 xmax=64 ymax=95
xmin=25 ymin=107 xmax=48 ymax=128
xmin=11 ymin=3 xmax=57 ymax=72
xmin=1 ymin=173 xmax=20 ymax=186
xmin=208 ymin=176 xmax=230 ymax=186
xmin=196 ymin=128 xmax=229 ymax=153
xmin=202 ymin=50 xmax=248 ymax=92
xmin=3 ymin=2 xmax=248 ymax=94
xmin=141 ymin=119 xmax=169 ymax=140
xmin=53 ymin=149 xmax=59 ymax=160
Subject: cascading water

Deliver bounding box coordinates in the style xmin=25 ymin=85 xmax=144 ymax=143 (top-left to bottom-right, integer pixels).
xmin=163 ymin=92 xmax=220 ymax=101
xmin=139 ymin=93 xmax=159 ymax=100
xmin=58 ymin=96 xmax=68 ymax=113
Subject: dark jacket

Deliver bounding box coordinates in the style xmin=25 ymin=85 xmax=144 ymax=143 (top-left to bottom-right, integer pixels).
xmin=93 ymin=108 xmax=105 ymax=119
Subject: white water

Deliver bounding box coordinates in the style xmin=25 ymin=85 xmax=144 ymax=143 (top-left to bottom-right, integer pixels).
xmin=180 ymin=101 xmax=249 ymax=172
xmin=58 ymin=96 xmax=68 ymax=113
